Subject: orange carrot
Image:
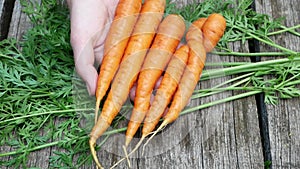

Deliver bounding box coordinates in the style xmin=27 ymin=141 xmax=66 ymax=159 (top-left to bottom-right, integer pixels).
xmin=201 ymin=13 xmax=226 ymax=52
xmin=94 ymin=0 xmax=142 ymax=123
xmin=193 ymin=17 xmax=207 ymax=30
xmin=140 ymin=18 xmax=206 ymax=140
xmin=111 ymin=14 xmax=226 ymax=168
xmin=154 ymin=14 xmax=226 ymax=135
xmin=110 ymin=45 xmax=189 ymax=169
xmin=89 ymin=0 xmax=165 ymax=168
xmin=125 ymin=14 xmax=186 ymax=146
xmin=142 ymin=44 xmax=189 ymax=137
xmin=162 ymin=19 xmax=206 ymax=126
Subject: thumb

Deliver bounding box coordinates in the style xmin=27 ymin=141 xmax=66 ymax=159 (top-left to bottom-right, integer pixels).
xmin=73 ymin=41 xmax=98 ymax=96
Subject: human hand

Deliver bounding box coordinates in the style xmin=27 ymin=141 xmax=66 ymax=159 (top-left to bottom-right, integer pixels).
xmin=68 ymin=0 xmax=174 ymax=102
xmin=68 ymin=0 xmax=118 ymax=95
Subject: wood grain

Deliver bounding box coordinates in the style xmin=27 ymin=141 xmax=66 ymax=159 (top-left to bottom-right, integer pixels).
xmin=255 ymin=0 xmax=300 ymax=168
xmin=231 ymin=41 xmax=264 ymax=168
xmin=7 ymin=0 xmax=38 ymax=41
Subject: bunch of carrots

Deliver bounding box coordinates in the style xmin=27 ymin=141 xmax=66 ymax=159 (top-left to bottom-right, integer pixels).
xmin=89 ymin=0 xmax=226 ymax=168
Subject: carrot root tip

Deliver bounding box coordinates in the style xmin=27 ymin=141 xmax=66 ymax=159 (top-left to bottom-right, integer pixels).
xmin=111 ymin=136 xmax=146 ymax=169
xmin=125 ymin=136 xmax=133 ymax=147
xmin=89 ymin=138 xmax=104 ymax=169
xmin=122 ymin=145 xmax=131 ymax=168
xmin=143 ymin=120 xmax=168 ymax=149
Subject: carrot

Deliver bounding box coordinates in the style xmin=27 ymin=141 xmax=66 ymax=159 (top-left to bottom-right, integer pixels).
xmin=201 ymin=13 xmax=226 ymax=52
xmin=151 ymin=14 xmax=226 ymax=139
xmin=89 ymin=0 xmax=165 ymax=168
xmin=125 ymin=14 xmax=186 ymax=146
xmin=153 ymin=19 xmax=205 ymax=129
xmin=94 ymin=0 xmax=142 ymax=124
xmin=112 ymin=14 xmax=226 ymax=168
xmin=193 ymin=17 xmax=207 ymax=30
xmin=140 ymin=16 xmax=216 ymax=139
xmin=111 ymin=45 xmax=189 ymax=169
xmin=173 ymin=14 xmax=226 ymax=53
xmin=142 ymin=44 xmax=189 ymax=137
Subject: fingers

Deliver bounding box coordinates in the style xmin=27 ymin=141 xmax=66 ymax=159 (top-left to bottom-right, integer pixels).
xmin=104 ymin=0 xmax=119 ymax=19
xmin=73 ymin=40 xmax=98 ymax=95
xmin=129 ymin=83 xmax=137 ymax=101
xmin=69 ymin=0 xmax=120 ymax=96
xmin=77 ymin=64 xmax=98 ymax=96
xmin=93 ymin=44 xmax=104 ymax=68
xmin=93 ymin=15 xmax=113 ymax=66
xmin=69 ymin=0 xmax=113 ymax=95
xmin=91 ymin=0 xmax=119 ymax=66
xmin=154 ymin=76 xmax=163 ymax=90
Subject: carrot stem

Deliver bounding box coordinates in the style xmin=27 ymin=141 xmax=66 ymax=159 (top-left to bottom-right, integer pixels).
xmin=201 ymin=57 xmax=300 ymax=80
xmin=0 ymin=108 xmax=92 ymax=125
xmin=225 ymin=24 xmax=300 ymax=43
xmin=271 ymin=24 xmax=300 ymax=36
xmin=192 ymin=78 xmax=252 ymax=99
xmin=213 ymin=51 xmax=290 ymax=56
xmin=232 ymin=25 xmax=297 ymax=54
xmin=181 ymin=90 xmax=262 ymax=116
xmin=209 ymin=72 xmax=253 ymax=89
xmin=205 ymin=62 xmax=248 ymax=67
xmin=0 ymin=135 xmax=87 ymax=157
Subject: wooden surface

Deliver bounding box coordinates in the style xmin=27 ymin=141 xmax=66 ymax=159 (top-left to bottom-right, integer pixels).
xmin=0 ymin=0 xmax=299 ymax=168
xmin=255 ymin=0 xmax=300 ymax=168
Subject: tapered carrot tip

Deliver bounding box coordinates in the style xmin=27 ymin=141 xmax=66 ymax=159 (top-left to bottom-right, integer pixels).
xmin=125 ymin=120 xmax=142 ymax=146
xmin=142 ymin=121 xmax=157 ymax=137
xmin=89 ymin=138 xmax=104 ymax=169
xmin=125 ymin=136 xmax=133 ymax=147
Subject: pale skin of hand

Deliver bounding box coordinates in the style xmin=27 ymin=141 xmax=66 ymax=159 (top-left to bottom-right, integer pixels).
xmin=67 ymin=0 xmax=118 ymax=95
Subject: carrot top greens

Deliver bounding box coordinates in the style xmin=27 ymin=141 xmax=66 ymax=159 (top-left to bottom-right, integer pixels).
xmin=0 ymin=0 xmax=299 ymax=168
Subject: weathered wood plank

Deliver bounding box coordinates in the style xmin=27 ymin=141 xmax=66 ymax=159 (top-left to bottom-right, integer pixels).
xmin=0 ymin=0 xmax=6 ymax=39
xmin=136 ymin=102 xmax=198 ymax=168
xmin=7 ymin=0 xmax=35 ymax=41
xmin=0 ymin=146 xmax=11 ymax=169
xmin=0 ymin=0 xmax=15 ymax=40
xmin=193 ymin=75 xmax=238 ymax=169
xmin=231 ymin=40 xmax=264 ymax=168
xmin=93 ymin=116 xmax=140 ymax=169
xmin=255 ymin=0 xmax=300 ymax=168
